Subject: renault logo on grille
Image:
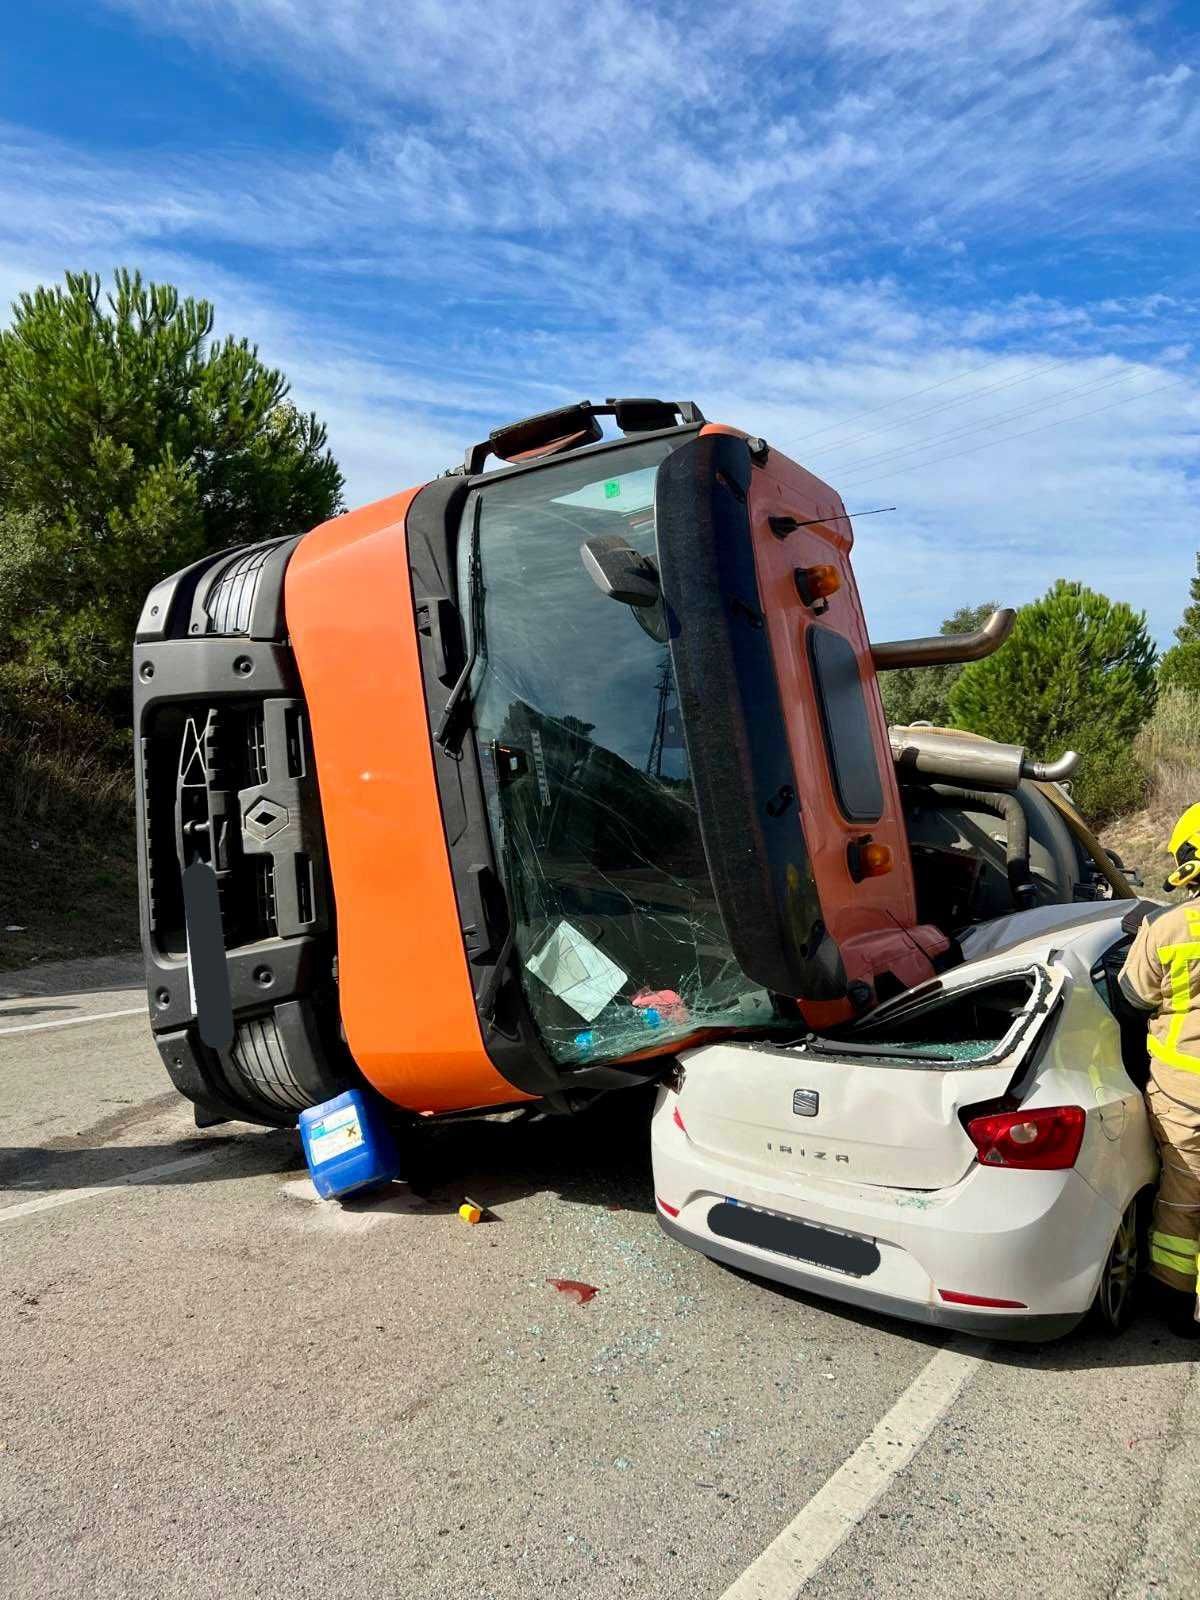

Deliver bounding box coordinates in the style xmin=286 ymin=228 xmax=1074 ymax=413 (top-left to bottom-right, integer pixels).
xmin=792 ymin=1088 xmax=820 ymax=1117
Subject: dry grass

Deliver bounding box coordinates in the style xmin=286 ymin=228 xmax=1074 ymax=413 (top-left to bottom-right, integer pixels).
xmin=1134 ymin=685 xmax=1200 ymax=764
xmin=1101 ymin=688 xmax=1200 ymax=892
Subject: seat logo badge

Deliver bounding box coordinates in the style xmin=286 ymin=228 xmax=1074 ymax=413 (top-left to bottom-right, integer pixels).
xmin=793 ymin=1088 xmax=819 ymax=1117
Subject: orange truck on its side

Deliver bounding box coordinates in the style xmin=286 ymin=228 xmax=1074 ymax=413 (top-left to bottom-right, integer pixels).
xmin=133 ymin=398 xmax=1126 ymax=1129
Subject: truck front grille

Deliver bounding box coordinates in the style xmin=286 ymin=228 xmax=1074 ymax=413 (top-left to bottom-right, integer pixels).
xmin=141 ymin=698 xmax=324 ymax=955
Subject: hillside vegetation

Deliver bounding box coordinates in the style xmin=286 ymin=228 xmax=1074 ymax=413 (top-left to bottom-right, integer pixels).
xmin=0 ymin=677 xmax=137 ymax=966
xmin=0 ymin=269 xmax=343 ymax=972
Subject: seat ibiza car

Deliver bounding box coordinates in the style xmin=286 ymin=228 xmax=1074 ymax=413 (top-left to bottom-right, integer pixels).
xmin=651 ymin=904 xmax=1158 ymax=1342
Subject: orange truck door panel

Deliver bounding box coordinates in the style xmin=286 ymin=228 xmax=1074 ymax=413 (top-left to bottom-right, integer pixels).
xmin=742 ymin=439 xmax=949 ymax=1002
xmin=656 ymin=429 xmax=946 ymax=1025
xmin=285 ymin=488 xmax=533 ymax=1113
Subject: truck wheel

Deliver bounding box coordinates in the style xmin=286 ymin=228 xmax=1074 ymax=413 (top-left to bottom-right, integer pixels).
xmin=1091 ymin=1197 xmax=1142 ymax=1335
xmin=228 ymin=1014 xmax=315 ymax=1114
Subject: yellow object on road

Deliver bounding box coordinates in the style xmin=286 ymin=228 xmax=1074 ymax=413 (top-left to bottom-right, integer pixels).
xmin=459 ymin=1202 xmax=483 ymax=1224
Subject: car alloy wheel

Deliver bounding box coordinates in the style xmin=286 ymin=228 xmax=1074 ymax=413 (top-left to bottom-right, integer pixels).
xmin=1094 ymin=1198 xmax=1141 ymax=1334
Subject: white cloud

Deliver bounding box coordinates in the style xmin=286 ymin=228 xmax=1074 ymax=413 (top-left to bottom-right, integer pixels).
xmin=1 ymin=0 xmax=1196 ymax=648
xmin=102 ymin=0 xmax=1199 ymax=253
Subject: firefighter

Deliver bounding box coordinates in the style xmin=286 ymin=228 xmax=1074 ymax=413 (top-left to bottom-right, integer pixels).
xmin=1119 ymin=804 xmax=1200 ymax=1336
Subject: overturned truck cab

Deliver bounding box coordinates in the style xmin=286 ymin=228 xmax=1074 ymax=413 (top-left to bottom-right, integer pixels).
xmin=132 ymin=397 xmax=1130 ymax=1129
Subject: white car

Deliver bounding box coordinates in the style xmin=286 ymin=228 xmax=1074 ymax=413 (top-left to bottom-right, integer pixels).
xmin=651 ymin=903 xmax=1158 ymax=1342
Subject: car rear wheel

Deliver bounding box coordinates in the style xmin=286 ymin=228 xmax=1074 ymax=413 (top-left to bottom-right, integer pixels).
xmin=1091 ymin=1197 xmax=1141 ymax=1335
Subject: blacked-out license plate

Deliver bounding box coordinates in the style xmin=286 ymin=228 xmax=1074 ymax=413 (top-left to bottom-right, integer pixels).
xmin=708 ymin=1201 xmax=881 ymax=1279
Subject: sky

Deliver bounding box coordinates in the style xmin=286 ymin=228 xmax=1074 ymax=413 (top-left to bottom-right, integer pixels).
xmin=2 ymin=0 xmax=1198 ymax=645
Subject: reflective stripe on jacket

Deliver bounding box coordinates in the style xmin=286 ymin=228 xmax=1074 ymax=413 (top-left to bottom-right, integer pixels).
xmin=1120 ymin=901 xmax=1200 ymax=1078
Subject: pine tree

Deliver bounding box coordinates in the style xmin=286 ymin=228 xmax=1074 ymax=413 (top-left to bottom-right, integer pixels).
xmin=0 ymin=270 xmax=344 ymax=714
xmin=1158 ymin=641 xmax=1200 ymax=696
xmin=1175 ymin=553 xmax=1200 ymax=645
xmin=948 ymin=580 xmax=1156 ymax=822
xmin=1155 ymin=552 xmax=1200 ymax=694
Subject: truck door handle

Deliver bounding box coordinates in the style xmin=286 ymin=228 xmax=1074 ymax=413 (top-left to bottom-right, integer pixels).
xmin=415 ymin=595 xmax=462 ymax=685
xmin=461 ymin=863 xmax=503 ymax=962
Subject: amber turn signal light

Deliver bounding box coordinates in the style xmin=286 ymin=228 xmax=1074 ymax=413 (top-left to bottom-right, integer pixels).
xmin=794 ymin=563 xmax=841 ymax=607
xmin=848 ymin=837 xmax=893 ymax=881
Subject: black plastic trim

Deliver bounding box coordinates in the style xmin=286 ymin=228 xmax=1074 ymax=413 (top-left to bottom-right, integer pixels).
xmin=136 ymin=547 xmax=240 ymax=642
xmin=403 ymin=476 xmax=565 ymax=1102
xmin=153 ymin=1027 xmax=258 ymax=1124
xmin=134 ymin=530 xmax=351 ymax=1125
xmin=807 ymin=625 xmax=884 ymax=823
xmin=653 ymin=433 xmax=843 ymax=1002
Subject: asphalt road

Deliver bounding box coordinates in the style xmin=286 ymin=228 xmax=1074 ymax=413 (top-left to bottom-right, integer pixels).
xmin=3 ymin=956 xmax=1198 ymax=1600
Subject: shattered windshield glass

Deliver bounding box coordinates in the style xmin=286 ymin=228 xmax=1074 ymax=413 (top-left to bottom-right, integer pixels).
xmin=461 ymin=436 xmax=786 ymax=1066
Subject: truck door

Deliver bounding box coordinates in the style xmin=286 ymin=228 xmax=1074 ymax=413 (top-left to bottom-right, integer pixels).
xmin=654 ymin=431 xmax=948 ymax=1026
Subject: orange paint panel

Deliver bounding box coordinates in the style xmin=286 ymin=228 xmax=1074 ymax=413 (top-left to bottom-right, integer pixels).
xmin=285 ymin=487 xmax=533 ymax=1113
xmin=743 ymin=449 xmax=947 ymax=994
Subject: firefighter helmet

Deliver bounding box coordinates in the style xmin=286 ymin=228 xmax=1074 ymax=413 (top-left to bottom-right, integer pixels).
xmin=1165 ymin=804 xmax=1200 ymax=893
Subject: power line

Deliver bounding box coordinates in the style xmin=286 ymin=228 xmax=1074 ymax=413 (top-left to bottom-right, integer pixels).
xmin=805 ymin=356 xmax=1077 ymax=459
xmin=823 ymin=363 xmax=1147 ymax=478
xmin=777 ymin=352 xmax=1012 ymax=449
xmin=834 ymin=375 xmax=1191 ymax=490
xmin=777 ymin=279 xmax=1198 ymax=461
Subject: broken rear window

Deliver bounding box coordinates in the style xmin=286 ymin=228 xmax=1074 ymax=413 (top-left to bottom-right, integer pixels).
xmin=804 ymin=969 xmax=1046 ymax=1066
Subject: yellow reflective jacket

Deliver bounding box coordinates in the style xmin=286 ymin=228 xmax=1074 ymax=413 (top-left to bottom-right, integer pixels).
xmin=1120 ymin=899 xmax=1200 ymax=1090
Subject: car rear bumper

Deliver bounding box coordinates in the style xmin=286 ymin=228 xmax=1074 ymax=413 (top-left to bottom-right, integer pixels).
xmin=652 ymin=1102 xmax=1119 ymax=1342
xmin=656 ymin=1212 xmax=1080 ymax=1341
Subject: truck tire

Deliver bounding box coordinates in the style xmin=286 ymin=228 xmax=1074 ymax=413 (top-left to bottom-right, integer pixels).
xmin=230 ymin=1014 xmax=312 ymax=1113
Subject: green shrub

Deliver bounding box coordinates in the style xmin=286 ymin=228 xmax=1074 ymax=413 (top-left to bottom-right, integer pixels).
xmin=1067 ymin=730 xmax=1149 ymax=826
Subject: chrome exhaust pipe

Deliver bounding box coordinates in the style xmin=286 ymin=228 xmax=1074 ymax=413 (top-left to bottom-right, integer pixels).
xmin=890 ymin=727 xmax=1080 ymax=792
xmin=872 ymin=607 xmax=1016 ymax=671
xmin=1023 ymin=749 xmax=1080 ymax=783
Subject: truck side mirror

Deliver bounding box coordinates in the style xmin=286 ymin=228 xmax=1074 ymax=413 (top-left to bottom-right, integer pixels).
xmin=579 ymin=534 xmax=660 ymax=608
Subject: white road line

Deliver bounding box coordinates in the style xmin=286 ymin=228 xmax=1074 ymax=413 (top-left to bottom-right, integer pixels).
xmin=0 ymin=1006 xmax=146 ymax=1037
xmin=719 ymin=1341 xmax=983 ymax=1600
xmin=0 ymin=1150 xmax=221 ymax=1223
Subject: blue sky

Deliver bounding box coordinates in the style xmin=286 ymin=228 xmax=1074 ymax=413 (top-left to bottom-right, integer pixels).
xmin=3 ymin=0 xmax=1199 ymax=643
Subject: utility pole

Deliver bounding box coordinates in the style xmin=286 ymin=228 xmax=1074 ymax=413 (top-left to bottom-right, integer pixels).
xmin=646 ymin=659 xmax=672 ymax=778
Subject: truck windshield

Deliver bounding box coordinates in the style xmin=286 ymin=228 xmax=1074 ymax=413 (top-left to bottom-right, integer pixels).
xmin=461 ymin=437 xmax=783 ymax=1065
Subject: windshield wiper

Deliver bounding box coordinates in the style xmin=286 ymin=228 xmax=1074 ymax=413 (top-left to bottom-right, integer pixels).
xmin=434 ymin=497 xmax=484 ymax=754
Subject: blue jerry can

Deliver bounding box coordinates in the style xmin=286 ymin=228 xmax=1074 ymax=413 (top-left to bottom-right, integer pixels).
xmin=298 ymin=1089 xmax=400 ymax=1200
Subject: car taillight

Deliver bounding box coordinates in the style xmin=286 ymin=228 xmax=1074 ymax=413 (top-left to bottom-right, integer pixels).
xmin=672 ymin=1104 xmax=687 ymax=1135
xmin=965 ymin=1104 xmax=1086 ymax=1170
xmin=657 ymin=1197 xmax=681 ymax=1217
